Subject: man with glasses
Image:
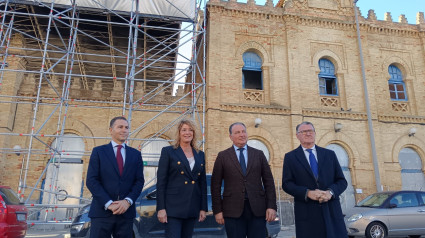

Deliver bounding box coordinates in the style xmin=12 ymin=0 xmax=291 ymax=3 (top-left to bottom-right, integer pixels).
xmin=282 ymin=121 xmax=348 ymax=238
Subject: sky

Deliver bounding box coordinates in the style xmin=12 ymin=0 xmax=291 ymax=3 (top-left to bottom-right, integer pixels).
xmin=245 ymin=0 xmax=425 ymax=24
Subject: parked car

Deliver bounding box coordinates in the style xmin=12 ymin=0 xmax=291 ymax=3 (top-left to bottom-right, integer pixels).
xmin=345 ymin=190 xmax=425 ymax=238
xmin=0 ymin=186 xmax=28 ymax=238
xmin=71 ymin=174 xmax=280 ymax=237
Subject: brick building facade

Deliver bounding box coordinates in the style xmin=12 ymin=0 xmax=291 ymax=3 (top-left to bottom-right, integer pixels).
xmin=0 ymin=0 xmax=424 ymax=214
xmin=204 ymin=0 xmax=425 ymax=206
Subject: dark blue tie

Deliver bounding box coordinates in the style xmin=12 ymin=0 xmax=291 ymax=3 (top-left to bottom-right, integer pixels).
xmin=238 ymin=148 xmax=247 ymax=175
xmin=306 ymin=149 xmax=318 ymax=178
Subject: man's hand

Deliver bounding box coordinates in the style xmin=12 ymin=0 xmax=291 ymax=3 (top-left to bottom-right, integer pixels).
xmin=265 ymin=208 xmax=276 ymax=222
xmin=318 ymin=190 xmax=333 ymax=203
xmin=307 ymin=189 xmax=327 ymax=201
xmin=110 ymin=200 xmax=130 ymax=215
xmin=198 ymin=210 xmax=206 ymax=222
xmin=215 ymin=212 xmax=225 ymax=225
xmin=157 ymin=209 xmax=168 ymax=223
xmin=107 ymin=203 xmax=119 ymax=213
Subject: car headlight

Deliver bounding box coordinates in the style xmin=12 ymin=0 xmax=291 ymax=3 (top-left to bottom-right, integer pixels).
xmin=70 ymin=224 xmax=84 ymax=233
xmin=347 ymin=214 xmax=363 ymax=222
xmin=77 ymin=206 xmax=90 ymax=216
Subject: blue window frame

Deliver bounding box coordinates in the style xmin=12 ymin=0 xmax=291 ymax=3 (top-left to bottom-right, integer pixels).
xmin=242 ymin=52 xmax=263 ymax=90
xmin=388 ymin=65 xmax=407 ymax=101
xmin=318 ymin=59 xmax=338 ymax=96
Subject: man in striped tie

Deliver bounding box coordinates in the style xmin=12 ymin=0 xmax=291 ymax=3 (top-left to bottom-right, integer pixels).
xmin=282 ymin=121 xmax=348 ymax=238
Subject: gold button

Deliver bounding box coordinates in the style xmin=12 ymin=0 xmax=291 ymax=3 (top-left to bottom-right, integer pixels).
xmin=201 ymin=164 xmax=203 ymax=166
xmin=192 ymin=181 xmax=195 ymax=184
xmin=198 ymin=173 xmax=200 ymax=176
xmin=181 ymin=171 xmax=184 ymax=175
xmin=185 ymin=181 xmax=188 ymax=184
xmin=178 ymin=161 xmax=181 ymax=165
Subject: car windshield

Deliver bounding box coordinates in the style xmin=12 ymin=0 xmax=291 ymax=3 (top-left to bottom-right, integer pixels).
xmin=0 ymin=188 xmax=21 ymax=205
xmin=357 ymin=193 xmax=392 ymax=207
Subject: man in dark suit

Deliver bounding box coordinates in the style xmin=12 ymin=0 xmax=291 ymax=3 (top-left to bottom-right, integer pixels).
xmin=86 ymin=116 xmax=144 ymax=238
xmin=211 ymin=122 xmax=277 ymax=238
xmin=282 ymin=121 xmax=347 ymax=238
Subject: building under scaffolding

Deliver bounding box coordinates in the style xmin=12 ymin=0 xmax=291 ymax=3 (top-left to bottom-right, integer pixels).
xmin=0 ymin=0 xmax=206 ymax=224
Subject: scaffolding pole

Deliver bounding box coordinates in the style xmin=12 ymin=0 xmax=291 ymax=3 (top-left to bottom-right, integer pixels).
xmin=0 ymin=0 xmax=207 ymax=224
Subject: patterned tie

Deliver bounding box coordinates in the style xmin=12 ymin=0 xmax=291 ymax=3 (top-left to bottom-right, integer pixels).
xmin=116 ymin=145 xmax=124 ymax=176
xmin=238 ymin=148 xmax=247 ymax=175
xmin=306 ymin=149 xmax=318 ymax=178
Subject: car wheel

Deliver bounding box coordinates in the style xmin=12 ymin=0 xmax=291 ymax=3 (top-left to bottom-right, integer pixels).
xmin=365 ymin=222 xmax=387 ymax=238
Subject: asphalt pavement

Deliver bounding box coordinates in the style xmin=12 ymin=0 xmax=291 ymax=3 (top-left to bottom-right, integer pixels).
xmin=25 ymin=225 xmax=424 ymax=238
xmin=25 ymin=226 xmax=70 ymax=238
xmin=277 ymin=225 xmax=296 ymax=238
xmin=25 ymin=225 xmax=296 ymax=238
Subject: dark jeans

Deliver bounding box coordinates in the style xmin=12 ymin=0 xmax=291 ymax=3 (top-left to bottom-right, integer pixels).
xmin=224 ymin=200 xmax=266 ymax=238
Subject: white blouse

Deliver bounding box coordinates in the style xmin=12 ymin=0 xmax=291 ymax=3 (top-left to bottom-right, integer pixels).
xmin=187 ymin=156 xmax=195 ymax=171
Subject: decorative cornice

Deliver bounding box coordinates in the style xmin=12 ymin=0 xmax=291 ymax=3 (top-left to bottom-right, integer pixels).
xmin=216 ymin=106 xmax=425 ymax=124
xmin=378 ymin=115 xmax=425 ymax=124
xmin=283 ymin=14 xmax=354 ymax=31
xmin=365 ymin=23 xmax=420 ymax=38
xmin=218 ymin=103 xmax=291 ymax=115
xmin=208 ymin=3 xmax=422 ymax=38
xmin=303 ymin=108 xmax=368 ymax=120
xmin=207 ymin=3 xmax=283 ymax=20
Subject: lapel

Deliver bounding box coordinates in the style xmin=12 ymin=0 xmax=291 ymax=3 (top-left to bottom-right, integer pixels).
xmin=294 ymin=145 xmax=316 ymax=180
xmin=105 ymin=142 xmax=120 ymax=176
xmin=175 ymin=146 xmax=194 ymax=180
xmin=245 ymin=146 xmax=255 ymax=176
xmin=228 ymin=146 xmax=244 ymax=176
xmin=122 ymin=145 xmax=131 ymax=176
xmin=315 ymin=145 xmax=325 ymax=178
xmin=192 ymin=148 xmax=202 ymax=176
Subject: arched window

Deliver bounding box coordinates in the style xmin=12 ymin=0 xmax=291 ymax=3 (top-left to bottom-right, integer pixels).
xmin=388 ymin=65 xmax=407 ymax=100
xmin=242 ymin=52 xmax=263 ymax=90
xmin=399 ymin=148 xmax=425 ymax=190
xmin=318 ymin=59 xmax=338 ymax=96
xmin=326 ymin=144 xmax=355 ymax=213
xmin=247 ymin=139 xmax=269 ymax=162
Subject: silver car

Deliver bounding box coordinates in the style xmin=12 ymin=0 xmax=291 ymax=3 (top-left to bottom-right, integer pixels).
xmin=345 ymin=191 xmax=425 ymax=238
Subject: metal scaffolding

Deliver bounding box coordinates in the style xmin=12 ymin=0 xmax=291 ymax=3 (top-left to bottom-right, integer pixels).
xmin=0 ymin=0 xmax=206 ymax=224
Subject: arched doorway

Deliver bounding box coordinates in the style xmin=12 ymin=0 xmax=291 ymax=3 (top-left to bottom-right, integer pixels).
xmin=247 ymin=139 xmax=270 ymax=162
xmin=399 ymin=148 xmax=425 ymax=191
xmin=42 ymin=133 xmax=85 ymax=220
xmin=141 ymin=138 xmax=170 ymax=185
xmin=326 ymin=144 xmax=355 ymax=213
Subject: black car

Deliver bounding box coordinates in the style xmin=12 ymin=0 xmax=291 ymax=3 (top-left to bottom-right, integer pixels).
xmin=70 ymin=175 xmax=280 ymax=237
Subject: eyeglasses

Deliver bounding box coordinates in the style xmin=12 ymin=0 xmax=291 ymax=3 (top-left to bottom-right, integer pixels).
xmin=297 ymin=129 xmax=315 ymax=135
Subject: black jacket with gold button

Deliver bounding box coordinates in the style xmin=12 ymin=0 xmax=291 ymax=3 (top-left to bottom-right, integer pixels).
xmin=156 ymin=145 xmax=208 ymax=218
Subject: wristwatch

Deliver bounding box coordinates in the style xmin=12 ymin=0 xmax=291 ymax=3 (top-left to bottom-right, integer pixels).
xmin=328 ymin=190 xmax=334 ymax=198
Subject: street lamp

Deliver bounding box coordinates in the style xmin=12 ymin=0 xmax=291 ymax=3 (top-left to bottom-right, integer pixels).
xmin=353 ymin=0 xmax=382 ymax=192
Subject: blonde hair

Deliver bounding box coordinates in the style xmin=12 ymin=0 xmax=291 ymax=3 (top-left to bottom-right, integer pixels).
xmin=173 ymin=119 xmax=199 ymax=152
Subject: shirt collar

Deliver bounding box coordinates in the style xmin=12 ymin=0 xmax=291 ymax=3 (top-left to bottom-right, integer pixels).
xmin=111 ymin=140 xmax=126 ymax=148
xmin=233 ymin=144 xmax=247 ymax=151
xmin=301 ymin=145 xmax=316 ymax=152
